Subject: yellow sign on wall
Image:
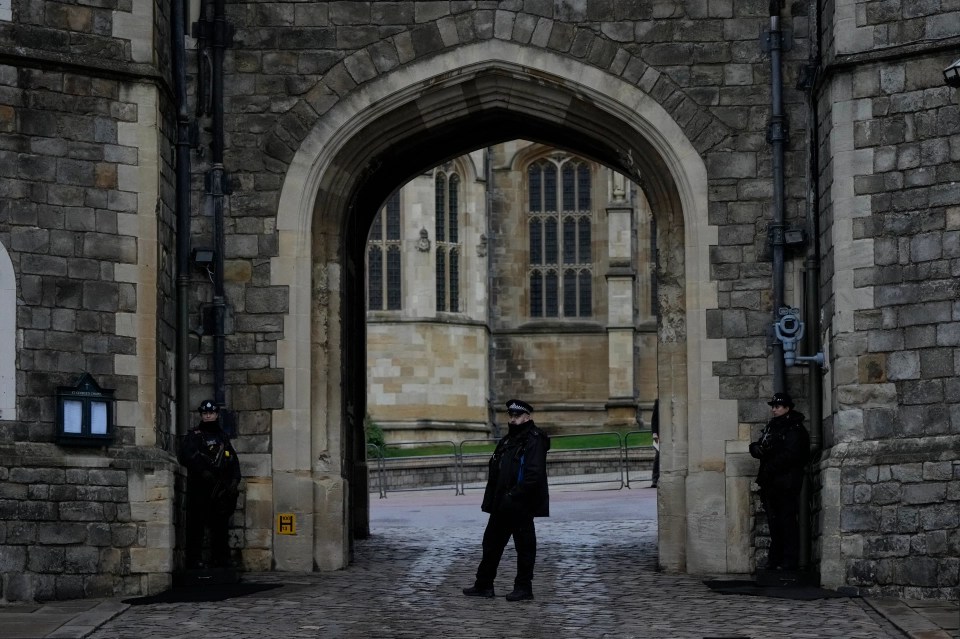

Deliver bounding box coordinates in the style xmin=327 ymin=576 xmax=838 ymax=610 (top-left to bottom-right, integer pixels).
xmin=277 ymin=513 xmax=297 ymax=535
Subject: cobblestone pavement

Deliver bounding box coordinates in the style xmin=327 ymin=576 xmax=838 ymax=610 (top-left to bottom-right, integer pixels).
xmin=79 ymin=488 xmax=915 ymax=639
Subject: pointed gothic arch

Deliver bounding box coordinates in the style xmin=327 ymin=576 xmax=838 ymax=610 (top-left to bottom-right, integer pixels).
xmin=270 ymin=41 xmax=739 ymax=575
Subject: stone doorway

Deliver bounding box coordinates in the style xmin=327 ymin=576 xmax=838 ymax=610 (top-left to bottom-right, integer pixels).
xmin=271 ymin=42 xmax=738 ymax=576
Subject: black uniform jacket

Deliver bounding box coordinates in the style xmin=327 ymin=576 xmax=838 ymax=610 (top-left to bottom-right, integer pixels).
xmin=179 ymin=421 xmax=241 ymax=506
xmin=481 ymin=420 xmax=550 ymax=517
xmin=749 ymin=410 xmax=809 ymax=489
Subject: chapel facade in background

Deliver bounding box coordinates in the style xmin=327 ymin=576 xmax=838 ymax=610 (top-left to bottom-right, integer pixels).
xmin=365 ymin=142 xmax=658 ymax=443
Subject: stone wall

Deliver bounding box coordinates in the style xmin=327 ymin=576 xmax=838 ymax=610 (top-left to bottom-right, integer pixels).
xmin=0 ymin=445 xmax=180 ymax=601
xmin=0 ymin=0 xmax=182 ymax=601
xmin=813 ymin=0 xmax=960 ymax=598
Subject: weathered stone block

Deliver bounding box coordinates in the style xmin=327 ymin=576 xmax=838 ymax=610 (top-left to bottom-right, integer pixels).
xmin=871 ymin=481 xmax=902 ymax=505
xmin=902 ymin=483 xmax=947 ymax=505
xmin=920 ymin=350 xmax=953 ymax=378
xmin=64 ymin=547 xmax=100 ymax=574
xmin=245 ymin=287 xmax=289 ymax=313
xmin=863 ymin=534 xmax=910 ymax=557
xmin=936 ymin=322 xmax=960 ymax=346
xmin=885 ymin=350 xmax=918 ymax=380
xmin=60 ymin=502 xmax=106 ymax=521
xmin=841 ymin=506 xmax=880 ymax=532
xmin=0 ymin=545 xmax=26 ymax=571
xmin=10 ymin=468 xmax=65 ymax=484
xmin=111 ymin=523 xmax=138 ymax=548
xmin=901 ymin=379 xmax=943 ymax=404
xmin=28 ymin=546 xmax=66 ymax=573
xmin=706 ymin=151 xmax=756 ymax=178
xmin=860 ymin=353 xmax=888 ymax=382
xmin=37 ymin=523 xmax=88 ymax=545
xmin=20 ymin=254 xmax=68 ymax=276
xmin=86 ymin=523 xmax=113 ymax=546
xmin=896 ymin=557 xmax=942 ymax=587
xmin=893 ymin=506 xmax=919 ymax=534
xmin=919 ymin=503 xmax=959 ymax=531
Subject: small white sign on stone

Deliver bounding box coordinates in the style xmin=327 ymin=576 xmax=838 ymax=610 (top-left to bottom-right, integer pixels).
xmin=0 ymin=0 xmax=10 ymax=22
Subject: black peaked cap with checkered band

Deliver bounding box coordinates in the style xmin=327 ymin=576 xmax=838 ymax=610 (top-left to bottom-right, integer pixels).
xmin=505 ymin=399 xmax=533 ymax=414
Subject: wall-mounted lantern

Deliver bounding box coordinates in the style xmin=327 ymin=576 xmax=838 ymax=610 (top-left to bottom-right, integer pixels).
xmin=56 ymin=373 xmax=115 ymax=446
xmin=944 ymin=57 xmax=960 ymax=88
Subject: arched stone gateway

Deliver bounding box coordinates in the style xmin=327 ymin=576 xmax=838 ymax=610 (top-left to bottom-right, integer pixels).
xmin=4 ymin=0 xmax=957 ymax=602
xmin=272 ymin=42 xmax=739 ymax=575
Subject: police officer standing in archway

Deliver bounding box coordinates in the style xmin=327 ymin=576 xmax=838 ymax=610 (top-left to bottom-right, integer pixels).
xmin=749 ymin=392 xmax=809 ymax=571
xmin=179 ymin=400 xmax=241 ymax=570
xmin=463 ymin=399 xmax=550 ymax=601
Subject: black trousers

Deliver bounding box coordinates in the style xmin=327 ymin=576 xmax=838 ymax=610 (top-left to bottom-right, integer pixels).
xmin=475 ymin=510 xmax=537 ymax=591
xmin=760 ymin=482 xmax=802 ymax=569
xmin=185 ymin=487 xmax=232 ymax=567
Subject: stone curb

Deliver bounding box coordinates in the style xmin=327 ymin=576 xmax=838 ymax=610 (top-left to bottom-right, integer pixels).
xmin=864 ymin=598 xmax=956 ymax=639
xmin=44 ymin=601 xmax=130 ymax=639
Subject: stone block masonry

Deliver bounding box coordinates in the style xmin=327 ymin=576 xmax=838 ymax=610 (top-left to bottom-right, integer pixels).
xmin=0 ymin=445 xmax=181 ymax=602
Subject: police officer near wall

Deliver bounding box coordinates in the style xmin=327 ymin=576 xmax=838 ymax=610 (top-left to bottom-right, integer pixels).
xmin=179 ymin=400 xmax=241 ymax=570
xmin=749 ymin=392 xmax=809 ymax=571
xmin=463 ymin=399 xmax=550 ymax=601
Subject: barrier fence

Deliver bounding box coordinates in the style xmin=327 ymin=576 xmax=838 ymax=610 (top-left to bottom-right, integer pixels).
xmin=366 ymin=430 xmax=657 ymax=498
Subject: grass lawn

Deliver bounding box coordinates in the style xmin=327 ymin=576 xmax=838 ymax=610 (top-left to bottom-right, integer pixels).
xmin=370 ymin=430 xmax=655 ymax=459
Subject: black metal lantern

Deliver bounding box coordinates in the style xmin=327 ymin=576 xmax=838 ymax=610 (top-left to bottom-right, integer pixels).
xmin=944 ymin=57 xmax=960 ymax=88
xmin=56 ymin=373 xmax=115 ymax=446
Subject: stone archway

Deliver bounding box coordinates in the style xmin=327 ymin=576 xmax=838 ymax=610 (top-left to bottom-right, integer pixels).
xmin=271 ymin=41 xmax=738 ymax=575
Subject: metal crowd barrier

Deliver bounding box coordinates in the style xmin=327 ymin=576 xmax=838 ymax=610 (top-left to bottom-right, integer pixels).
xmin=547 ymin=431 xmax=626 ymax=490
xmin=623 ymin=430 xmax=655 ymax=488
xmin=366 ymin=443 xmax=386 ymax=498
xmin=367 ymin=431 xmax=657 ymax=496
xmin=372 ymin=440 xmax=459 ymax=497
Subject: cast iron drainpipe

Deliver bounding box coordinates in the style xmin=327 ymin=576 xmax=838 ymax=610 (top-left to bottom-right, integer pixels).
xmin=210 ymin=0 xmax=228 ymax=409
xmin=768 ymin=0 xmax=788 ymax=395
xmin=172 ymin=0 xmax=191 ymax=441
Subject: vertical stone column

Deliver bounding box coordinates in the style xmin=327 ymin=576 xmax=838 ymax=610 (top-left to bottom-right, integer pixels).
xmin=819 ymin=72 xmax=876 ymax=590
xmin=115 ymin=84 xmax=159 ymax=447
xmin=128 ymin=466 xmax=176 ymax=592
xmin=271 ymin=234 xmax=317 ymax=571
xmin=633 ymin=188 xmax=658 ymax=404
xmin=605 ymin=171 xmax=636 ymax=427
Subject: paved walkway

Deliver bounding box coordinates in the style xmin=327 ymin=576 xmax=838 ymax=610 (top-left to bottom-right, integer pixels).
xmin=1 ymin=486 xmax=957 ymax=638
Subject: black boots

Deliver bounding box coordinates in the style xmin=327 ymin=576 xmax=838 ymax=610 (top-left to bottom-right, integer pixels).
xmin=505 ymin=588 xmax=534 ymax=601
xmin=463 ymin=584 xmax=533 ymax=601
xmin=462 ymin=585 xmax=496 ymax=598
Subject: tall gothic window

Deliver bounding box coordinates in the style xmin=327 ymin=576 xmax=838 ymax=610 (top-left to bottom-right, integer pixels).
xmin=528 ymin=156 xmax=592 ymax=318
xmin=368 ymin=191 xmax=402 ymax=311
xmin=435 ymin=171 xmax=460 ymax=313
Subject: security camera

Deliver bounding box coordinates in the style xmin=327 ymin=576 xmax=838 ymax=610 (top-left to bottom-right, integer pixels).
xmin=775 ymin=308 xmax=804 ymax=342
xmin=778 ymin=315 xmax=801 ymax=338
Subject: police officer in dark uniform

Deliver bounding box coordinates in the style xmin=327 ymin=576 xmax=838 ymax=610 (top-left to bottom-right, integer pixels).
xmin=463 ymin=399 xmax=550 ymax=602
xmin=749 ymin=392 xmax=809 ymax=571
xmin=179 ymin=400 xmax=241 ymax=569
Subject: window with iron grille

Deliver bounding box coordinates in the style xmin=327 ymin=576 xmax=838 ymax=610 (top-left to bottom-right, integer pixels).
xmin=435 ymin=171 xmax=460 ymax=313
xmin=367 ymin=191 xmax=402 ymax=311
xmin=528 ymin=156 xmax=592 ymax=318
